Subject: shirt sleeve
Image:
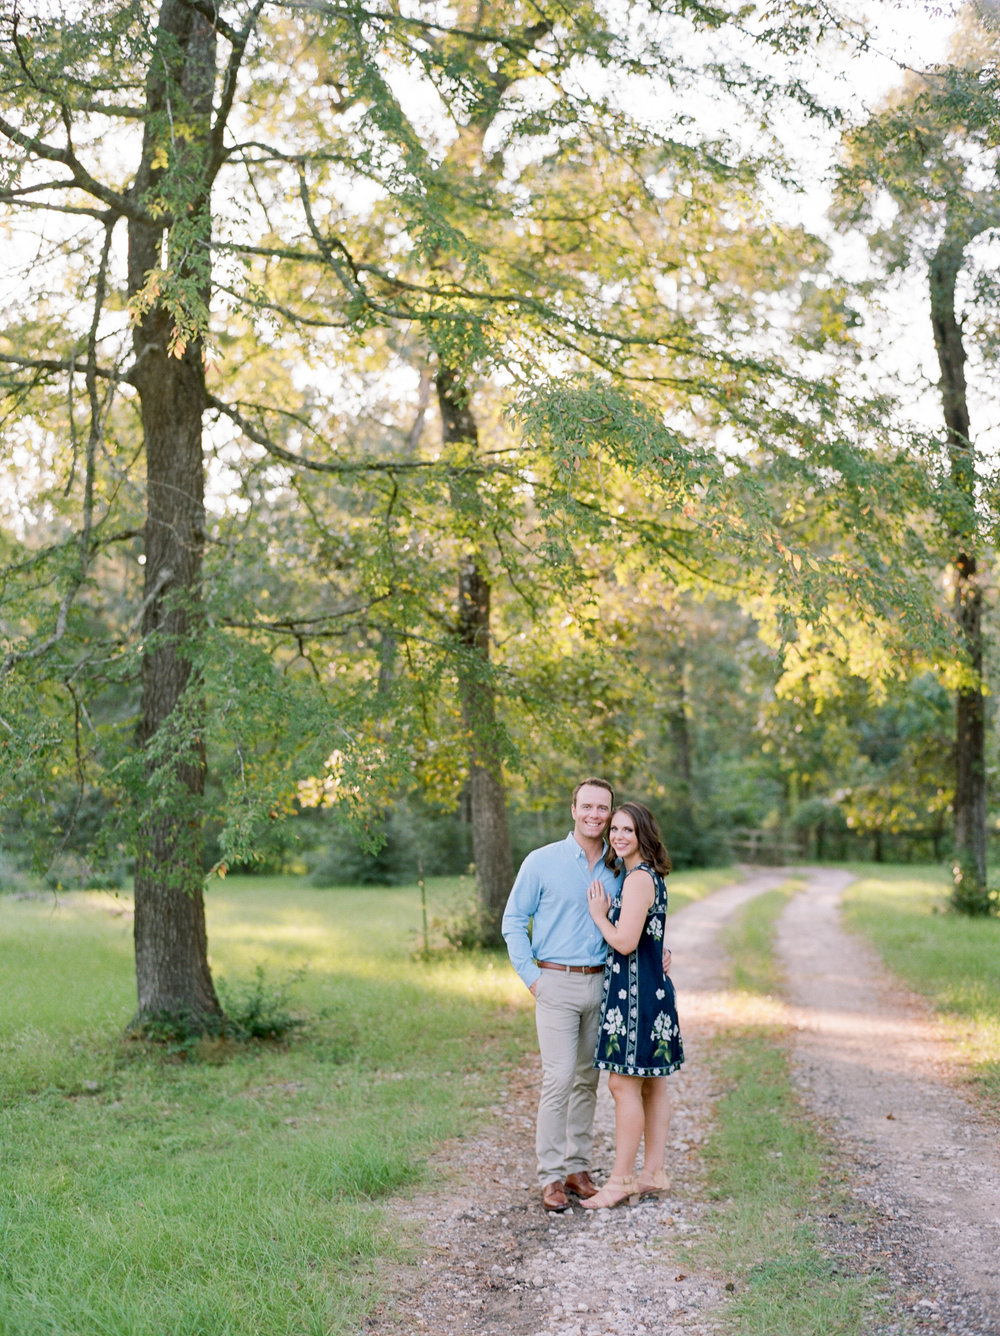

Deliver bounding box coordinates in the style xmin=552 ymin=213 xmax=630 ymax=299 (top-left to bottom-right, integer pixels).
xmin=501 ymin=852 xmax=542 ymax=989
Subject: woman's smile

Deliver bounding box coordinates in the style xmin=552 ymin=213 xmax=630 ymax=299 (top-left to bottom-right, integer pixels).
xmin=609 ymin=819 xmax=638 ymax=859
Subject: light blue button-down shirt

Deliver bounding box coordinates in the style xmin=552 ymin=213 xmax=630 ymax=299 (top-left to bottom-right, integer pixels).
xmin=501 ymin=832 xmax=623 ymax=989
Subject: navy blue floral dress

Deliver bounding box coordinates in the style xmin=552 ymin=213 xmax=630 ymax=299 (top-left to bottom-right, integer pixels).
xmin=594 ymin=861 xmax=684 ymax=1077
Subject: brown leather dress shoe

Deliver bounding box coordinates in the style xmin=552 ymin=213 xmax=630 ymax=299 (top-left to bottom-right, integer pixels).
xmin=541 ymin=1180 xmax=569 ymax=1212
xmin=563 ymin=1171 xmax=598 ymax=1200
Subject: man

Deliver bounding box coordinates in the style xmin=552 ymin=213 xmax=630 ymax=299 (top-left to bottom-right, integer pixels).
xmin=501 ymin=777 xmax=623 ymax=1212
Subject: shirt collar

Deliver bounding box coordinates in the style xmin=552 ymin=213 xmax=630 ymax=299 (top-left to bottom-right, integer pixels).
xmin=565 ymin=831 xmax=609 ymax=859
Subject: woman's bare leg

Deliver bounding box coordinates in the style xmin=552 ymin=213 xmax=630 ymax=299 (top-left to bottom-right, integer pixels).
xmin=582 ymin=1071 xmax=645 ymax=1209
xmin=609 ymin=1071 xmax=645 ymax=1177
xmin=639 ymin=1076 xmax=671 ymax=1175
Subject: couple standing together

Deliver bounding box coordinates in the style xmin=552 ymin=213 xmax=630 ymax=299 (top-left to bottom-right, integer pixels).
xmin=501 ymin=777 xmax=684 ymax=1212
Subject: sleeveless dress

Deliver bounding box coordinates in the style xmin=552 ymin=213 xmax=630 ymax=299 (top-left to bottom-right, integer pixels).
xmin=594 ymin=861 xmax=684 ymax=1077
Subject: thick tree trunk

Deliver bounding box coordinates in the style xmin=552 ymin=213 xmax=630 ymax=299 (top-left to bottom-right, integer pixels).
xmin=127 ymin=1 xmax=221 ymax=1021
xmin=929 ymin=235 xmax=989 ymax=905
xmin=436 ymin=368 xmax=514 ymax=944
xmin=458 ymin=558 xmax=515 ymax=941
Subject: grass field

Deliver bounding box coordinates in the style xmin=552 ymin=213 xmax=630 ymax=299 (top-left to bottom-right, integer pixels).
xmin=4 ymin=861 xmax=995 ymax=1334
xmin=0 ymin=865 xmax=732 ymax=1335
xmin=0 ymin=874 xmax=527 ymax=1335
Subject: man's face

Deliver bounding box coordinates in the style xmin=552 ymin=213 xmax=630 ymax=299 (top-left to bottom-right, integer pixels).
xmin=572 ymin=784 xmax=613 ymax=843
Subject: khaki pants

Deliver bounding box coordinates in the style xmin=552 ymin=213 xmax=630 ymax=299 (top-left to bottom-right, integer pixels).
xmin=533 ymin=969 xmax=604 ymax=1185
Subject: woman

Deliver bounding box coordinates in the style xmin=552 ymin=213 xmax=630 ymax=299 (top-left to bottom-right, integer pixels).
xmin=582 ymin=801 xmax=683 ymax=1209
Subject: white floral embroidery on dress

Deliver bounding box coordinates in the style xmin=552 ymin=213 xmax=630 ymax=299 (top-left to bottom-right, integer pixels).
xmin=603 ymin=1007 xmax=625 ymax=1038
xmin=651 ymin=1011 xmax=677 ymax=1060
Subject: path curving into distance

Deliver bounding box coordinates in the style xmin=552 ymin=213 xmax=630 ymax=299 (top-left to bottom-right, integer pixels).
xmin=777 ymin=868 xmax=1000 ymax=1334
xmin=370 ymin=868 xmax=1000 ymax=1336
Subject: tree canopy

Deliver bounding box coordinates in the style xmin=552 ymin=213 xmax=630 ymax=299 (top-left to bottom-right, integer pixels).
xmin=2 ymin=0 xmax=998 ymax=1021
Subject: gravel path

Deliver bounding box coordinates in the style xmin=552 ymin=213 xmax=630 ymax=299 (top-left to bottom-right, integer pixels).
xmin=365 ymin=869 xmax=1000 ymax=1336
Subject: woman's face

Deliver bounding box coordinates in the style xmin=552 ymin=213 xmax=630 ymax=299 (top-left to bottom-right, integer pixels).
xmin=609 ymin=811 xmax=639 ymax=862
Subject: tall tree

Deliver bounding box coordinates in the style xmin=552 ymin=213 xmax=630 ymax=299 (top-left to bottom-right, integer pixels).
xmin=436 ymin=368 xmax=513 ymax=940
xmin=834 ymin=6 xmax=1000 ymax=910
xmin=127 ymin=0 xmax=220 ymax=1022
xmin=267 ymin=0 xmax=904 ymax=881
xmin=198 ymin=0 xmax=840 ymax=936
xmin=1 ymin=0 xmax=266 ymax=1022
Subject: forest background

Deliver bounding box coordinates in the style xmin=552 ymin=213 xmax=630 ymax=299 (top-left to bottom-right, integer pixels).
xmin=2 ymin=0 xmax=999 ymax=1029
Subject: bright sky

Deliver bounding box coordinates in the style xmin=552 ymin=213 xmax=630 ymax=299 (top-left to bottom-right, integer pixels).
xmin=842 ymin=0 xmax=962 ymax=88
xmin=765 ymin=2 xmax=1000 ymax=460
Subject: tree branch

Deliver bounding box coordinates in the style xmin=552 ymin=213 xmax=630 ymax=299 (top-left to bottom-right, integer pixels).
xmin=0 ymin=190 xmax=113 ymax=220
xmin=219 ymin=599 xmax=392 ymax=638
xmin=0 ymin=112 xmax=151 ymax=222
xmin=297 ymin=162 xmax=366 ymax=302
xmin=0 ymin=351 xmax=123 ymax=383
xmin=282 ymin=1 xmax=556 ymax=60
xmin=175 ymin=0 xmax=241 ymax=44
xmin=209 ymin=0 xmax=268 ymax=174
xmin=207 ymin=392 xmax=466 ymax=475
xmin=213 ymin=281 xmax=352 ymax=330
xmin=80 ymin=223 xmax=117 ymax=573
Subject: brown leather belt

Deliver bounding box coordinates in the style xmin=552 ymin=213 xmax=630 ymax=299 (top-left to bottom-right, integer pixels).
xmin=536 ymin=960 xmax=604 ymax=975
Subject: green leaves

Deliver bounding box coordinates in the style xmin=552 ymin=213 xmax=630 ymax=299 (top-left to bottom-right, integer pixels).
xmin=1 ymin=0 xmax=980 ymax=891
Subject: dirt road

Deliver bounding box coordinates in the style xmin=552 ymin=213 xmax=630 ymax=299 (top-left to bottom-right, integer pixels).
xmin=777 ymin=868 xmax=1000 ymax=1335
xmin=367 ymin=869 xmax=1000 ymax=1336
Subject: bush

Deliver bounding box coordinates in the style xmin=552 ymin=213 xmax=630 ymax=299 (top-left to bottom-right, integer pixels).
xmin=949 ymin=862 xmax=1000 ymax=918
xmin=307 ymin=798 xmax=472 ymax=887
xmin=217 ymin=964 xmax=309 ymax=1040
xmin=42 ymin=853 xmax=129 ymax=891
xmin=129 ymin=966 xmax=308 ymax=1057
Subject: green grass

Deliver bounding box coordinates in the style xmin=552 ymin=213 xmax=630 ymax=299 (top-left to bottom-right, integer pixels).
xmin=695 ymin=883 xmax=889 ymax=1336
xmin=0 ymin=866 xmax=724 ymax=1334
xmin=842 ymin=864 xmax=1000 ymax=1110
xmin=0 ymin=874 xmax=526 ymax=1336
xmin=702 ymin=1038 xmax=883 ymax=1336
xmin=666 ymin=865 xmax=741 ymax=913
xmin=720 ymin=886 xmax=796 ymax=996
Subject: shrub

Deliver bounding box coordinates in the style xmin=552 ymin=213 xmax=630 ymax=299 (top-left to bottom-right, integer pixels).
xmin=129 ymin=966 xmax=308 ymax=1056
